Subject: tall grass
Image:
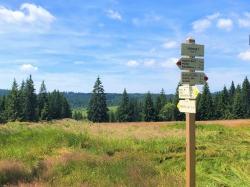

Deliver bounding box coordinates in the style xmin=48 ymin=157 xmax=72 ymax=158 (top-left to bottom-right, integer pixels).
xmin=0 ymin=120 xmax=249 ymax=186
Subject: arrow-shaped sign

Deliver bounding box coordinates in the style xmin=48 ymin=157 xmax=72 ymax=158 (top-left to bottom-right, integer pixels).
xmin=176 ymin=57 xmax=204 ymax=71
xmin=177 ymin=99 xmax=196 ymax=113
xmin=179 ymin=85 xmax=200 ymax=99
xmin=181 ymin=72 xmax=208 ymax=85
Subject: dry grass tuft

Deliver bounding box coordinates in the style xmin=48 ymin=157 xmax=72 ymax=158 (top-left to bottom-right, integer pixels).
xmin=0 ymin=160 xmax=30 ymax=185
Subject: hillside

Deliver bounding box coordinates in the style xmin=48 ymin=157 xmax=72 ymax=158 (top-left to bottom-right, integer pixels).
xmin=0 ymin=119 xmax=249 ymax=186
xmin=0 ymin=89 xmax=174 ymax=108
xmin=62 ymin=92 xmax=174 ymax=108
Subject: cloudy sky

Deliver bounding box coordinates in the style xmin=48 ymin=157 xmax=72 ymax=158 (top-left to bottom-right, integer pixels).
xmin=0 ymin=0 xmax=249 ymax=93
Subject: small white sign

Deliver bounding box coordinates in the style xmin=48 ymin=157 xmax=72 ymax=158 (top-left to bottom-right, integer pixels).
xmin=179 ymin=85 xmax=200 ymax=99
xmin=181 ymin=72 xmax=207 ymax=85
xmin=177 ymin=99 xmax=196 ymax=113
xmin=181 ymin=43 xmax=204 ymax=57
xmin=177 ymin=57 xmax=204 ymax=71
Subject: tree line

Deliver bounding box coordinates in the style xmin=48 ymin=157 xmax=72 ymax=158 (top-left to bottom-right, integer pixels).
xmin=0 ymin=75 xmax=71 ymax=123
xmin=86 ymin=77 xmax=250 ymax=122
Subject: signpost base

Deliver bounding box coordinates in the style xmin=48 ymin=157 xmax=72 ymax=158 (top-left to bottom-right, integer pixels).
xmin=186 ymin=113 xmax=196 ymax=187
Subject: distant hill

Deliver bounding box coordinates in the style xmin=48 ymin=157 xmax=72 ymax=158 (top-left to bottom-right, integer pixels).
xmin=62 ymin=92 xmax=174 ymax=108
xmin=0 ymin=89 xmax=174 ymax=108
xmin=0 ymin=89 xmax=9 ymax=96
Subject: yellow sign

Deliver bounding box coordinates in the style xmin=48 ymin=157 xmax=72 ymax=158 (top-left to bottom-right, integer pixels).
xmin=179 ymin=85 xmax=200 ymax=99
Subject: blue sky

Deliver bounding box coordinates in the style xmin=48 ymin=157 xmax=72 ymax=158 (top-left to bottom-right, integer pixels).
xmin=0 ymin=0 xmax=250 ymax=93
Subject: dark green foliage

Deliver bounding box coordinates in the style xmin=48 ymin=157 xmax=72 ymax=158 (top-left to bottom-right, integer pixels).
xmin=155 ymin=89 xmax=167 ymax=121
xmin=117 ymin=89 xmax=130 ymax=122
xmin=23 ymin=75 xmax=37 ymax=121
xmin=197 ymin=83 xmax=214 ymax=120
xmin=232 ymin=85 xmax=243 ymax=119
xmin=158 ymin=103 xmax=175 ymax=121
xmin=144 ymin=92 xmax=155 ymax=122
xmin=38 ymin=81 xmax=48 ymax=120
xmin=72 ymin=111 xmax=84 ymax=121
xmin=7 ymin=79 xmax=21 ymax=121
xmin=87 ymin=77 xmax=109 ymax=122
xmin=241 ymin=77 xmax=250 ymax=118
xmin=62 ymin=92 xmax=174 ymax=108
xmin=128 ymin=99 xmax=143 ymax=122
xmin=0 ymin=76 xmax=71 ymax=123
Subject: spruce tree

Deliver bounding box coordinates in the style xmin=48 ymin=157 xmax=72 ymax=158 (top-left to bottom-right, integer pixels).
xmin=128 ymin=98 xmax=141 ymax=122
xmin=241 ymin=77 xmax=250 ymax=118
xmin=144 ymin=92 xmax=155 ymax=121
xmin=23 ymin=75 xmax=37 ymax=121
xmin=19 ymin=80 xmax=26 ymax=121
xmin=7 ymin=79 xmax=21 ymax=121
xmin=117 ymin=89 xmax=130 ymax=122
xmin=232 ymin=85 xmax=243 ymax=119
xmin=87 ymin=77 xmax=109 ymax=122
xmin=0 ymin=96 xmax=7 ymax=123
xmin=155 ymin=88 xmax=167 ymax=121
xmin=38 ymin=81 xmax=48 ymax=119
xmin=197 ymin=83 xmax=214 ymax=120
xmin=61 ymin=97 xmax=71 ymax=118
xmin=220 ymin=86 xmax=231 ymax=119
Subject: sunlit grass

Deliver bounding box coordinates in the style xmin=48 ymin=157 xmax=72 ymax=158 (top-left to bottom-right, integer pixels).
xmin=0 ymin=119 xmax=249 ymax=186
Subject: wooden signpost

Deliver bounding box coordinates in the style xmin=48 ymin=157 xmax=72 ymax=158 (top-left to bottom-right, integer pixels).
xmin=177 ymin=37 xmax=207 ymax=187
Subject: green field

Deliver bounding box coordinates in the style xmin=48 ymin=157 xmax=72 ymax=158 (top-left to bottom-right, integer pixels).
xmin=0 ymin=120 xmax=249 ymax=186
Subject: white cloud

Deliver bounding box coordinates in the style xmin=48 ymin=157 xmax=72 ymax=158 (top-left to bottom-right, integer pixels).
xmin=20 ymin=64 xmax=38 ymax=72
xmin=192 ymin=12 xmax=220 ymax=33
xmin=126 ymin=60 xmax=139 ymax=67
xmin=161 ymin=57 xmax=178 ymax=68
xmin=192 ymin=19 xmax=211 ymax=33
xmin=238 ymin=50 xmax=250 ymax=61
xmin=143 ymin=59 xmax=156 ymax=67
xmin=238 ymin=12 xmax=250 ymax=28
xmin=217 ymin=18 xmax=233 ymax=31
xmin=162 ymin=40 xmax=178 ymax=49
xmin=106 ymin=9 xmax=122 ymax=21
xmin=0 ymin=3 xmax=55 ymax=32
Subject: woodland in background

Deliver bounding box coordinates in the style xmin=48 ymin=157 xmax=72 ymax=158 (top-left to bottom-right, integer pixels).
xmin=78 ymin=77 xmax=250 ymax=122
xmin=0 ymin=75 xmax=71 ymax=123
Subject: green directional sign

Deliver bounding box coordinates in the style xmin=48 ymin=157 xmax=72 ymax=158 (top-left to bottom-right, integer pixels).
xmin=181 ymin=72 xmax=207 ymax=85
xmin=177 ymin=57 xmax=204 ymax=71
xmin=181 ymin=43 xmax=204 ymax=57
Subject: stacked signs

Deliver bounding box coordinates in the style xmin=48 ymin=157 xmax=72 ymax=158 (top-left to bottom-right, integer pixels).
xmin=176 ymin=39 xmax=207 ymax=113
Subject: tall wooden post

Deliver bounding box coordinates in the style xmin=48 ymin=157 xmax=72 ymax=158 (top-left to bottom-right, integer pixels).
xmin=186 ymin=37 xmax=196 ymax=187
xmin=177 ymin=37 xmax=206 ymax=187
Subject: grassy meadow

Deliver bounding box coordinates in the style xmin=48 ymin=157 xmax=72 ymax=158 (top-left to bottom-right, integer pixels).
xmin=0 ymin=119 xmax=249 ymax=186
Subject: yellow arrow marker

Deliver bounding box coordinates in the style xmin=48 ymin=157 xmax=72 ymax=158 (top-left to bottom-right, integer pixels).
xmin=177 ymin=102 xmax=180 ymax=109
xmin=192 ymin=86 xmax=200 ymax=98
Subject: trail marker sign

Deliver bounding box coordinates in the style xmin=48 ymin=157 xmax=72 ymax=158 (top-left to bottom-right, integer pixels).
xmin=181 ymin=43 xmax=204 ymax=57
xmin=177 ymin=57 xmax=204 ymax=71
xmin=181 ymin=72 xmax=208 ymax=85
xmin=176 ymin=37 xmax=207 ymax=187
xmin=179 ymin=85 xmax=200 ymax=99
xmin=177 ymin=99 xmax=196 ymax=113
